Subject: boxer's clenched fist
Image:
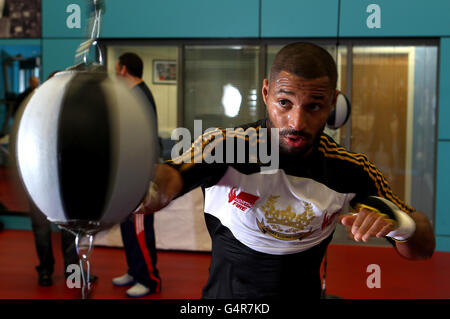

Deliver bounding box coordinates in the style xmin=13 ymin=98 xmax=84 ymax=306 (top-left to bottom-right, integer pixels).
xmin=339 ymin=208 xmax=396 ymax=242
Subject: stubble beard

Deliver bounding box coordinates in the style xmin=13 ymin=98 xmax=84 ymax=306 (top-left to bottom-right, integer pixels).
xmin=266 ymin=117 xmax=325 ymax=158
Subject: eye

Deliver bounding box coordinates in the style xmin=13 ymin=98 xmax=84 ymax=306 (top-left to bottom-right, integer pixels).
xmin=278 ymin=99 xmax=291 ymax=108
xmin=306 ymin=103 xmax=322 ymax=112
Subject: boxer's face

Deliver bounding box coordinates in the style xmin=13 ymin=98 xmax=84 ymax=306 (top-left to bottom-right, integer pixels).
xmin=262 ymin=71 xmax=338 ymax=157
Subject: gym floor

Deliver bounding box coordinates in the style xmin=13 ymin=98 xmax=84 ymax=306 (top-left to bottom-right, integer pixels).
xmin=0 ymin=229 xmax=449 ymax=299
xmin=1 ymin=167 xmax=450 ymax=300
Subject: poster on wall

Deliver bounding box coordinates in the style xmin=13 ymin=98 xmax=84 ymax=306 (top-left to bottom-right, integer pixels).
xmin=153 ymin=60 xmax=177 ymax=84
xmin=0 ymin=0 xmax=41 ymax=38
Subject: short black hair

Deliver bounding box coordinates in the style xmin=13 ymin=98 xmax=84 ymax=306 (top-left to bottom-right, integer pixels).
xmin=269 ymin=42 xmax=337 ymax=89
xmin=118 ymin=52 xmax=143 ymax=78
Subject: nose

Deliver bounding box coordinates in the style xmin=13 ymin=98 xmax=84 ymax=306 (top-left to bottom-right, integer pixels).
xmin=288 ymin=106 xmax=307 ymax=132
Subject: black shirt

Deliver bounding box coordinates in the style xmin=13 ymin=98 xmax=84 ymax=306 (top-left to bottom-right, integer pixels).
xmin=134 ymin=81 xmax=162 ymax=155
xmin=134 ymin=81 xmax=157 ymax=118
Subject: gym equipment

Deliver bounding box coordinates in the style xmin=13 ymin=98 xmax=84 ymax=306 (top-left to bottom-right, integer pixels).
xmin=12 ymin=0 xmax=159 ymax=298
xmin=14 ymin=70 xmax=158 ymax=232
xmin=326 ymin=91 xmax=351 ymax=130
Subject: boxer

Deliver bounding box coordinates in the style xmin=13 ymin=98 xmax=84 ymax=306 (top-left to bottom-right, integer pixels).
xmin=138 ymin=42 xmax=435 ymax=299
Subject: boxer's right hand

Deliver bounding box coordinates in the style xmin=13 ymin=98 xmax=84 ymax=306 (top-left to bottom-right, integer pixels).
xmin=135 ymin=164 xmax=184 ymax=214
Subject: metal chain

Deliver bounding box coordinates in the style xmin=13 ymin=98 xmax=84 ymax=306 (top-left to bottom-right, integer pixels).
xmin=74 ymin=0 xmax=105 ymax=66
xmin=75 ymin=232 xmax=94 ymax=299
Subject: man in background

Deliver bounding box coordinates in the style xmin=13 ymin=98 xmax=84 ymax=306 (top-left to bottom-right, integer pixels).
xmin=113 ymin=52 xmax=161 ymax=298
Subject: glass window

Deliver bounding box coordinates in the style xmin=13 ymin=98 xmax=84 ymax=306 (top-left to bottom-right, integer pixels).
xmin=183 ymin=45 xmax=262 ymax=137
xmin=266 ymin=43 xmax=438 ymax=246
xmin=349 ymin=45 xmax=437 ymax=221
xmin=410 ymin=46 xmax=438 ymax=218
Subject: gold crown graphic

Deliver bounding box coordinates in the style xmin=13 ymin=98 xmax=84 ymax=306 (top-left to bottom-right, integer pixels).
xmin=261 ymin=195 xmax=315 ymax=230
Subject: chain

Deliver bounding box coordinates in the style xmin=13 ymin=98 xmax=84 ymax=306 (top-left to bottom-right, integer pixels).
xmin=75 ymin=232 xmax=94 ymax=299
xmin=74 ymin=0 xmax=105 ymax=66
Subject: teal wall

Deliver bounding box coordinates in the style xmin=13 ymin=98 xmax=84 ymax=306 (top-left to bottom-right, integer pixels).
xmin=439 ymin=38 xmax=450 ymax=140
xmin=0 ymin=214 xmax=32 ymax=231
xmin=42 ymin=0 xmax=88 ymax=38
xmin=42 ymin=39 xmax=82 ymax=80
xmin=261 ymin=0 xmax=339 ymax=37
xmin=436 ymin=38 xmax=450 ymax=251
xmin=339 ymin=0 xmax=450 ymax=37
xmin=0 ymin=214 xmax=59 ymax=232
xmin=2 ymin=0 xmax=450 ymax=252
xmin=43 ymin=0 xmax=259 ymax=38
xmin=41 ymin=0 xmax=450 ymax=39
xmin=436 ymin=141 xmax=450 ymax=251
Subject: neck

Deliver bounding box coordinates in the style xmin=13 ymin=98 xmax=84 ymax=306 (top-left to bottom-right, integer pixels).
xmin=126 ymin=77 xmax=142 ymax=88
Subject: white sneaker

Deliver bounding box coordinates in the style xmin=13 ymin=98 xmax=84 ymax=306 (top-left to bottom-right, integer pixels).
xmin=126 ymin=283 xmax=152 ymax=298
xmin=112 ymin=273 xmax=135 ymax=286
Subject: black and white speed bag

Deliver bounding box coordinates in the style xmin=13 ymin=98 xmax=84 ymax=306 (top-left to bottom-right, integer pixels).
xmin=14 ymin=71 xmax=159 ymax=230
xmin=326 ymin=91 xmax=351 ymax=129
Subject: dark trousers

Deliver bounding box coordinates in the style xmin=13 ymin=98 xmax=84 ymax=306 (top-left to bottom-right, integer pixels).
xmin=120 ymin=213 xmax=161 ymax=292
xmin=29 ymin=201 xmax=78 ymax=276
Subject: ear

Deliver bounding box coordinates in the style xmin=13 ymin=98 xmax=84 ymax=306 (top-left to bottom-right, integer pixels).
xmin=117 ymin=64 xmax=126 ymax=76
xmin=262 ymin=78 xmax=269 ymax=105
xmin=330 ymin=89 xmax=339 ymax=110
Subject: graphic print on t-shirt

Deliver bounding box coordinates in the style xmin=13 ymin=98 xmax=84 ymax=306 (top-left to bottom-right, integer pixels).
xmin=228 ymin=187 xmax=260 ymax=212
xmin=204 ymin=167 xmax=355 ymax=255
xmin=255 ymin=194 xmax=316 ymax=241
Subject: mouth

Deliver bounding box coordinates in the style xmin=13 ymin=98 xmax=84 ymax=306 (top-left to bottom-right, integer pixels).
xmin=283 ymin=135 xmax=307 ymax=148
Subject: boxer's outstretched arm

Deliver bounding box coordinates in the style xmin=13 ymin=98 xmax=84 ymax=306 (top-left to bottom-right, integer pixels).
xmin=137 ymin=128 xmax=230 ymax=214
xmin=139 ymin=164 xmax=184 ymax=214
